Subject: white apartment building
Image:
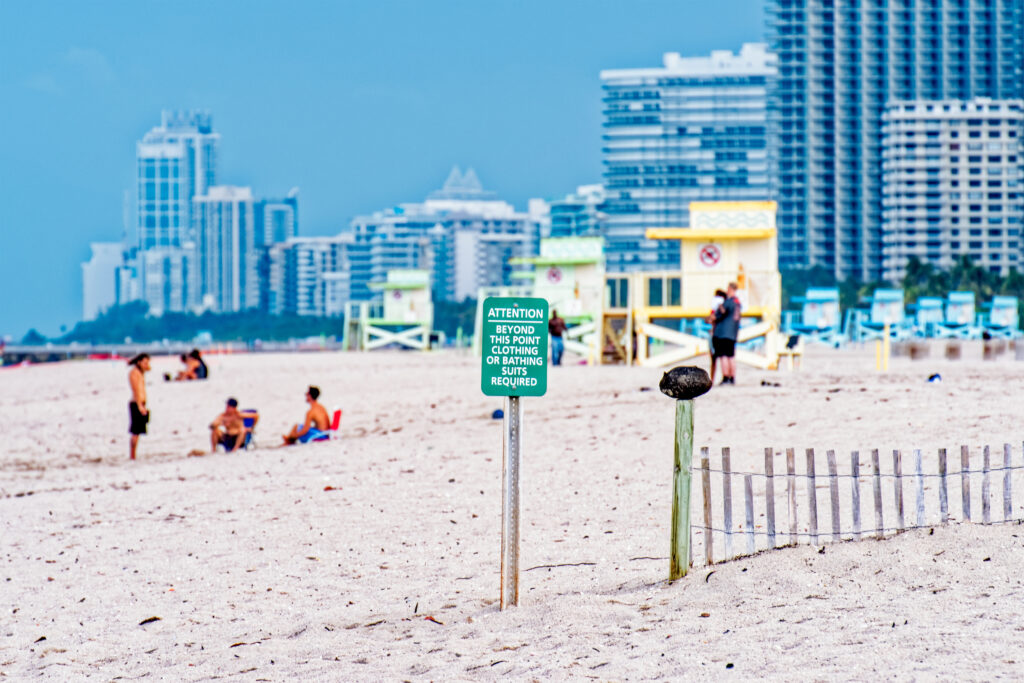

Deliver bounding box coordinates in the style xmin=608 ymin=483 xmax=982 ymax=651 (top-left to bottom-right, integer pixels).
xmin=194 ymin=186 xmax=258 ymax=312
xmin=81 ymin=242 xmax=124 ymax=320
xmin=348 ymin=167 xmax=541 ymax=302
xmin=881 ymin=99 xmax=1024 ymax=280
xmin=264 ymin=235 xmax=353 ymax=317
xmin=600 ymin=44 xmax=776 ymax=271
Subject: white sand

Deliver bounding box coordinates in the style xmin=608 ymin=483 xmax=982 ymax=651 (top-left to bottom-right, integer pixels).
xmin=3 ymin=346 xmax=1024 ymax=679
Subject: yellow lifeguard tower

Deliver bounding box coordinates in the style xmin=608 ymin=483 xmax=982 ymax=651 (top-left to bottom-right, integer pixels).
xmin=348 ymin=269 xmax=435 ymax=351
xmin=601 ymin=200 xmax=784 ymax=368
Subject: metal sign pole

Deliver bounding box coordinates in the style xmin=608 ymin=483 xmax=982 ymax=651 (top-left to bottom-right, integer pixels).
xmin=500 ymin=395 xmax=522 ymax=609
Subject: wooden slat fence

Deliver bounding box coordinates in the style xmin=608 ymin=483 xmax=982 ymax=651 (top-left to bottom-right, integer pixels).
xmin=688 ymin=442 xmax=1024 ymax=567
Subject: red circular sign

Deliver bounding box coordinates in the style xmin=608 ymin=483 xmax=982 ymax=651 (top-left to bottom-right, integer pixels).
xmin=546 ymin=267 xmax=562 ymax=284
xmin=699 ymin=244 xmax=721 ymax=267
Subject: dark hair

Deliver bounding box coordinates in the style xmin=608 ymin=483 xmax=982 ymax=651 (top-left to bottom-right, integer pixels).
xmin=189 ymin=348 xmax=202 ymax=360
xmin=714 ymin=289 xmax=727 ymax=298
xmin=180 ymin=353 xmax=188 ymax=362
xmin=308 ymin=386 xmax=320 ymax=400
xmin=129 ymin=353 xmax=150 ymax=367
xmin=226 ymin=397 xmax=238 ymax=407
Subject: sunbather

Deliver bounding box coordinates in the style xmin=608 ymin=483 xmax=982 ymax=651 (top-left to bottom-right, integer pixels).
xmin=282 ymin=386 xmax=330 ymax=445
xmin=210 ymin=398 xmax=246 ymax=453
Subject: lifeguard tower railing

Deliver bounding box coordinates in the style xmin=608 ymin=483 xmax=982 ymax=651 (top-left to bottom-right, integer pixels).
xmin=600 ymin=201 xmax=786 ymax=369
xmin=619 ymin=267 xmax=782 ymax=368
xmin=344 ymin=269 xmax=435 ymax=351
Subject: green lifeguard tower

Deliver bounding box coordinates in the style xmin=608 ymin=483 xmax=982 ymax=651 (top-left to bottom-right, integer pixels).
xmin=346 ymin=269 xmax=435 ymax=351
xmin=473 ymin=237 xmax=605 ymax=360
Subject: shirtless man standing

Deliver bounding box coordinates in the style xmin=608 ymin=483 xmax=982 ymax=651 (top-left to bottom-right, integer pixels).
xmin=128 ymin=353 xmax=151 ymax=460
xmin=282 ymin=386 xmax=331 ymax=445
xmin=209 ymin=398 xmax=246 ymax=453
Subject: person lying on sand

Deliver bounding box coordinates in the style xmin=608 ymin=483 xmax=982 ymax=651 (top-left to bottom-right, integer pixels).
xmin=209 ymin=398 xmax=246 ymax=453
xmin=282 ymin=386 xmax=330 ymax=445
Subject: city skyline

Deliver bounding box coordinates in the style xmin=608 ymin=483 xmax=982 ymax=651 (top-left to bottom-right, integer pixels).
xmin=0 ymin=0 xmax=764 ymax=336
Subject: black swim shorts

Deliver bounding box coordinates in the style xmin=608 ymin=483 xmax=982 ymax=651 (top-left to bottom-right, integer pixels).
xmin=712 ymin=338 xmax=736 ymax=358
xmin=129 ymin=402 xmax=149 ymax=435
xmin=219 ymin=433 xmax=243 ymax=452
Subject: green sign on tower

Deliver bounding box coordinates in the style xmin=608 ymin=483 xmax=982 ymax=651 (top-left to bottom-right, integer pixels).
xmin=480 ymin=297 xmax=549 ymax=397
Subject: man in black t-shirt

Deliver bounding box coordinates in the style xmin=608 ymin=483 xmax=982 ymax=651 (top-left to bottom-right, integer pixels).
xmin=712 ymin=282 xmax=741 ymax=385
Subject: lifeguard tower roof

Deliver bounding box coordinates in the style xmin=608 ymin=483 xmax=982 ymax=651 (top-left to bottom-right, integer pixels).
xmin=646 ymin=201 xmax=778 ymax=241
xmin=367 ymin=269 xmax=431 ymax=290
xmin=510 ymin=236 xmax=604 ymax=267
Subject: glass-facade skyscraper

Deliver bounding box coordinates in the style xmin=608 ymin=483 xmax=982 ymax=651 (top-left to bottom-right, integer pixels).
xmin=600 ymin=44 xmax=777 ymax=272
xmin=134 ymin=111 xmax=219 ymax=314
xmin=768 ymin=0 xmax=1024 ymax=281
xmin=136 ymin=111 xmax=219 ymax=249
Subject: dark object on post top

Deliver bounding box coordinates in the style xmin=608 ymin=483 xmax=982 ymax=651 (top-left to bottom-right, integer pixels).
xmin=659 ymin=366 xmax=712 ymax=400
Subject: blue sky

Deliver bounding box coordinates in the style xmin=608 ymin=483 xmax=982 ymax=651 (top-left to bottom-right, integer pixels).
xmin=0 ymin=0 xmax=764 ymax=337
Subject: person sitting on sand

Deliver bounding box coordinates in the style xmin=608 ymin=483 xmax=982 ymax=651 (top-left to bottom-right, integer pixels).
xmin=282 ymin=386 xmax=330 ymax=445
xmin=189 ymin=348 xmax=209 ymax=380
xmin=166 ymin=353 xmax=199 ymax=382
xmin=209 ymin=397 xmax=246 ymax=453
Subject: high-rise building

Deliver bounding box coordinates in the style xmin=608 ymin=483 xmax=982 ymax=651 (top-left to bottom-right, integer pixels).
xmin=81 ymin=243 xmax=124 ymax=321
xmin=881 ymin=98 xmax=1024 ymax=281
xmin=136 ymin=110 xmax=219 ymax=249
xmin=139 ymin=247 xmax=196 ymax=317
xmin=599 ymin=44 xmax=776 ymax=272
xmin=768 ymin=0 xmax=1024 ymax=280
xmin=549 ymin=184 xmax=607 ymax=239
xmin=264 ymin=235 xmax=353 ymax=317
xmin=256 ymin=189 xmax=299 ymax=245
xmin=135 ymin=111 xmax=219 ymax=313
xmin=348 ymin=167 xmax=541 ymax=302
xmin=193 ymin=186 xmax=258 ymax=312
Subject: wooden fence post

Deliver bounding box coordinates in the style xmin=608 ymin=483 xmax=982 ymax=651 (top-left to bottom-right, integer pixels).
xmin=982 ymin=445 xmax=991 ymax=525
xmin=787 ymin=448 xmax=798 ymax=546
xmin=961 ymin=445 xmax=971 ymax=522
xmin=851 ymin=451 xmax=862 ymax=540
xmin=893 ymin=449 xmax=905 ymax=532
xmin=938 ymin=448 xmax=949 ymax=524
xmin=914 ymin=449 xmax=925 ymax=528
xmin=669 ymin=401 xmax=694 ymax=581
xmin=806 ymin=448 xmax=818 ymax=545
xmin=701 ymin=447 xmax=713 ymax=565
xmin=871 ymin=449 xmax=884 ymax=539
xmin=721 ymin=447 xmax=733 ymax=560
xmin=827 ymin=450 xmax=840 ymax=541
xmin=765 ymin=448 xmax=776 ymax=548
xmin=744 ymin=474 xmax=755 ymax=555
xmin=1004 ymin=443 xmax=1013 ymax=523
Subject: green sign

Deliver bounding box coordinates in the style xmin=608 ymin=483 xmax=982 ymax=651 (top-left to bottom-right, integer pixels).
xmin=480 ymin=297 xmax=549 ymax=397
